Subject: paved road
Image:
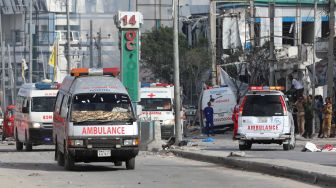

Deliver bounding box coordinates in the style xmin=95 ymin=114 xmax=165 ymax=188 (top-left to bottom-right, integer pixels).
xmin=186 ymin=131 xmax=336 ymax=167
xmin=0 ymin=143 xmax=317 ymax=188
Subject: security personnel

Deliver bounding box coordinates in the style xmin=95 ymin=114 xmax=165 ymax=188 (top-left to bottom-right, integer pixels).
xmin=323 ymin=97 xmax=333 ymax=138
xmin=203 ymin=102 xmax=214 ymax=137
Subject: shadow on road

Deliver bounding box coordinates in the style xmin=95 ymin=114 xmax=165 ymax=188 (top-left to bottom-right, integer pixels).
xmin=0 ymin=148 xmax=54 ymax=152
xmin=0 ymin=162 xmax=126 ymax=172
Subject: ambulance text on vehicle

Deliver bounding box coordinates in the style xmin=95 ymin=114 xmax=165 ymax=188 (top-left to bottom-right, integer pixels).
xmin=139 ymin=83 xmax=178 ymax=139
xmin=53 ymin=68 xmax=139 ymax=170
xmin=14 ymin=81 xmax=59 ymax=151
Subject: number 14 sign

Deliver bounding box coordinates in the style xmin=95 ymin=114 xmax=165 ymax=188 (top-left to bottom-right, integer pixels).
xmin=117 ymin=12 xmax=143 ymax=29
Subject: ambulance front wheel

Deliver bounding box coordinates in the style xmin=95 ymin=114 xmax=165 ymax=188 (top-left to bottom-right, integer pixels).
xmin=16 ymin=141 xmax=23 ymax=151
xmin=126 ymin=157 xmax=135 ymax=170
xmin=64 ymin=151 xmax=75 ymax=171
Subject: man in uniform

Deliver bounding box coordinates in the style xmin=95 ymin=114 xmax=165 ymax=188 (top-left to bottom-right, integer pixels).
xmin=323 ymin=97 xmax=333 ymax=138
xmin=203 ymin=102 xmax=214 ymax=137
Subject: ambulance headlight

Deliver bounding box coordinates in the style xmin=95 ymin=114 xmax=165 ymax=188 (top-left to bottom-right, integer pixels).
xmin=74 ymin=140 xmax=84 ymax=146
xmin=68 ymin=139 xmax=84 ymax=146
xmin=32 ymin=123 xmax=41 ymax=128
xmin=163 ymin=119 xmax=175 ymax=126
xmin=123 ymin=139 xmax=133 ymax=146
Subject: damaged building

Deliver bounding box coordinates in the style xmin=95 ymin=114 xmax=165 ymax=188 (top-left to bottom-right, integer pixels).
xmin=182 ymin=1 xmax=332 ymax=96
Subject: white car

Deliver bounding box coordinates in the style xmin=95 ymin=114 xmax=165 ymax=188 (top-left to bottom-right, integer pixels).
xmin=235 ymin=86 xmax=296 ymax=151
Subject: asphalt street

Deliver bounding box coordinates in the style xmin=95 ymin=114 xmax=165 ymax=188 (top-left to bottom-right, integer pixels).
xmin=0 ymin=143 xmax=318 ymax=188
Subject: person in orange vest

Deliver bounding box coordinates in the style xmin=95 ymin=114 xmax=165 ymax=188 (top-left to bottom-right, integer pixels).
xmin=322 ymin=97 xmax=333 ymax=138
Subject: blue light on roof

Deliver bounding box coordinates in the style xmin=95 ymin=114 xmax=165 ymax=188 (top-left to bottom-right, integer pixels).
xmin=35 ymin=82 xmax=58 ymax=90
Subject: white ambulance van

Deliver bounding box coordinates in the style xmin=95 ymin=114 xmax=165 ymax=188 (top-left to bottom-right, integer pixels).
xmin=199 ymin=86 xmax=237 ymax=129
xmin=14 ymin=81 xmax=59 ymax=151
xmin=53 ymin=68 xmax=139 ymax=170
xmin=139 ymin=83 xmax=177 ymax=139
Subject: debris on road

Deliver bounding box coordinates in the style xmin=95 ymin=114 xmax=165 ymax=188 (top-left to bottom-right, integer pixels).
xmin=302 ymin=142 xmax=336 ymax=152
xmin=28 ymin=173 xmax=41 ymax=177
xmin=228 ymin=151 xmax=246 ymax=157
xmin=202 ymin=137 xmax=215 ymax=142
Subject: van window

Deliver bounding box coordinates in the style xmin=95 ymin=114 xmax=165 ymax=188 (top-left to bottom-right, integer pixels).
xmin=242 ymin=95 xmax=284 ymax=116
xmin=60 ymin=95 xmax=69 ymax=118
xmin=71 ymin=93 xmax=134 ymax=124
xmin=55 ymin=93 xmax=64 ymax=114
xmin=31 ymin=97 xmax=56 ymax=112
xmin=139 ymin=98 xmax=172 ymax=111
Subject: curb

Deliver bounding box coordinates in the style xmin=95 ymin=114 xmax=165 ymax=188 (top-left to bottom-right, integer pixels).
xmin=171 ymin=149 xmax=336 ymax=188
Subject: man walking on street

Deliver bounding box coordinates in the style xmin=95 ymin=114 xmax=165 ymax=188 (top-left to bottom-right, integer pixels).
xmin=323 ymin=97 xmax=333 ymax=138
xmin=203 ymin=102 xmax=214 ymax=137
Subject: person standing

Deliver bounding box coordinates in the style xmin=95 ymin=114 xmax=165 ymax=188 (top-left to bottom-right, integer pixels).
xmin=315 ymin=95 xmax=324 ymax=138
xmin=295 ymin=96 xmax=305 ymax=136
xmin=232 ymin=104 xmax=239 ymax=140
xmin=289 ymin=75 xmax=304 ymax=99
xmin=303 ymin=95 xmax=313 ymax=139
xmin=203 ymin=102 xmax=214 ymax=137
xmin=323 ymin=97 xmax=333 ymax=138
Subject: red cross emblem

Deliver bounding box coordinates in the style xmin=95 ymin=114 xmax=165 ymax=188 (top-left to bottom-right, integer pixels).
xmin=148 ymin=93 xmax=156 ymax=98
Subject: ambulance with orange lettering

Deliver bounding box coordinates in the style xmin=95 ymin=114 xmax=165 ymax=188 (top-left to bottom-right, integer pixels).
xmin=139 ymin=83 xmax=178 ymax=139
xmin=53 ymin=68 xmax=139 ymax=170
xmin=14 ymin=81 xmax=59 ymax=151
xmin=235 ymin=86 xmax=296 ymax=151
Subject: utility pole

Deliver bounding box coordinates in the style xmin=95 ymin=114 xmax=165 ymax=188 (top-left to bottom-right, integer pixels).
xmin=173 ymin=0 xmax=182 ymax=145
xmin=97 ymin=28 xmax=102 ymax=68
xmin=0 ymin=11 xmax=5 ymax=112
xmin=327 ymin=0 xmax=335 ymax=98
xmin=90 ymin=20 xmax=93 ymax=68
xmin=249 ymin=0 xmax=255 ymax=48
xmin=269 ymin=2 xmax=275 ymax=85
xmin=210 ymin=0 xmax=217 ymax=86
xmin=29 ymin=0 xmax=33 ymax=83
xmin=312 ymin=0 xmax=317 ymax=134
xmin=66 ymin=0 xmax=71 ymax=74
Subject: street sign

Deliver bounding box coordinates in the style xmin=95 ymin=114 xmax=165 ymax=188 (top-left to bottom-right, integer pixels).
xmin=121 ymin=29 xmax=140 ymax=102
xmin=117 ymin=12 xmax=143 ymax=29
xmin=117 ymin=12 xmax=143 ymax=102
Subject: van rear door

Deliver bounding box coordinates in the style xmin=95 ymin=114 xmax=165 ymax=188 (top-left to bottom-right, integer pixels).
xmin=240 ymin=95 xmax=285 ymax=135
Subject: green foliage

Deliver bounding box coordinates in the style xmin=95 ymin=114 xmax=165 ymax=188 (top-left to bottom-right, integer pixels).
xmin=141 ymin=27 xmax=188 ymax=83
xmin=141 ymin=27 xmax=211 ymax=104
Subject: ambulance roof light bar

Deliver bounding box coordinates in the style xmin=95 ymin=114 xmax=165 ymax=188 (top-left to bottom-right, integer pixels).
xmin=249 ymin=86 xmax=285 ymax=91
xmin=71 ymin=68 xmax=120 ymax=77
xmin=35 ymin=82 xmax=60 ymax=90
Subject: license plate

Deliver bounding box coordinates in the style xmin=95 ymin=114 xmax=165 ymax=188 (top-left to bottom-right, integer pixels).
xmin=98 ymin=150 xmax=111 ymax=157
xmin=258 ymin=117 xmax=268 ymax=123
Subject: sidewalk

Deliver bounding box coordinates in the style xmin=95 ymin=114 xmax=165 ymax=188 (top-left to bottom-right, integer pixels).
xmin=170 ymin=132 xmax=336 ymax=187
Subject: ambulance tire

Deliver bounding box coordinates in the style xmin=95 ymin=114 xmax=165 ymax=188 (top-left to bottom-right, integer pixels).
xmin=64 ymin=151 xmax=75 ymax=171
xmin=114 ymin=161 xmax=122 ymax=166
xmin=25 ymin=143 xmax=33 ymax=151
xmin=57 ymin=150 xmax=65 ymax=166
xmin=126 ymin=157 xmax=135 ymax=170
xmin=2 ymin=133 xmax=5 ymax=141
xmin=239 ymin=141 xmax=252 ymax=151
xmin=16 ymin=141 xmax=23 ymax=151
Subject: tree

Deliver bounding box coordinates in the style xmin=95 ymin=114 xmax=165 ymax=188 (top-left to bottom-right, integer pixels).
xmin=141 ymin=27 xmax=188 ymax=83
xmin=141 ymin=27 xmax=211 ymax=105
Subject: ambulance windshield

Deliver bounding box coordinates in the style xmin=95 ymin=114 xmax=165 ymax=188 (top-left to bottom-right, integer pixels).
xmin=71 ymin=93 xmax=134 ymax=123
xmin=139 ymin=98 xmax=172 ymax=111
xmin=31 ymin=97 xmax=56 ymax=112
